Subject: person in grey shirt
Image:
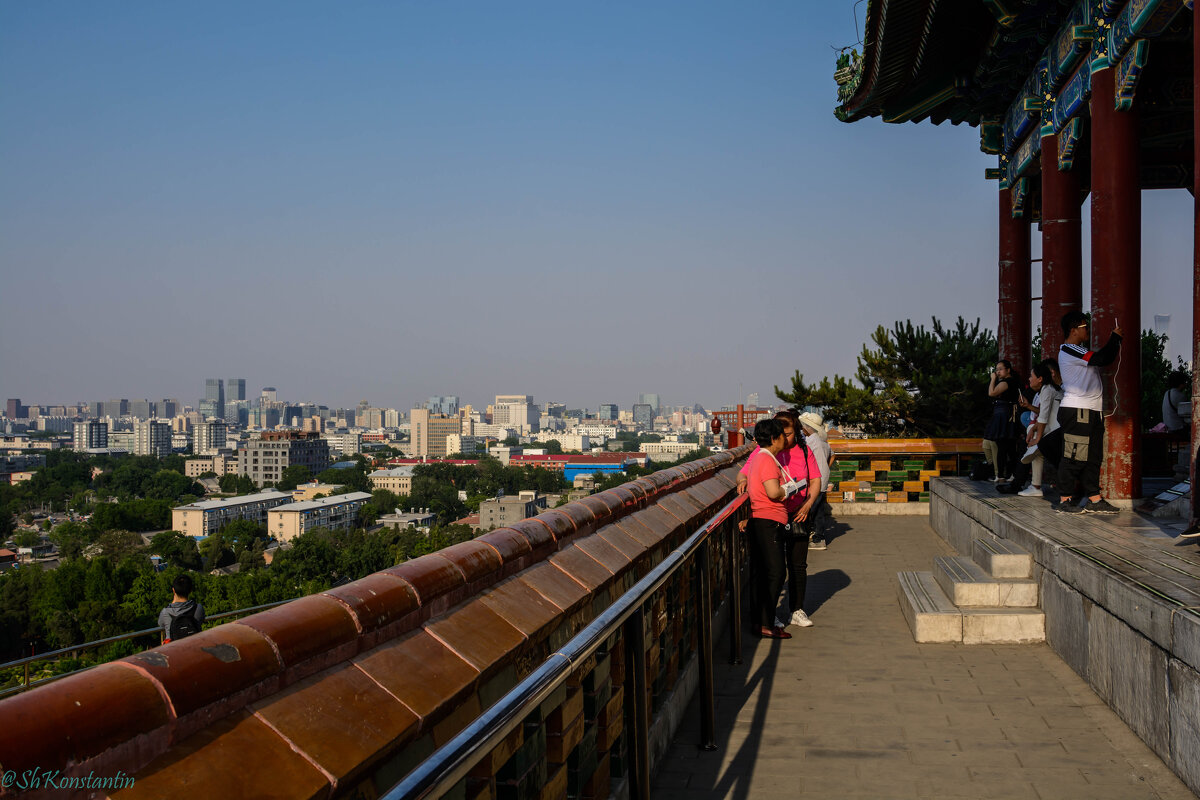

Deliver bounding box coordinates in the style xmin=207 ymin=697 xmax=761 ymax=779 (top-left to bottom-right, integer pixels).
xmin=798 ymin=411 xmax=834 ymax=550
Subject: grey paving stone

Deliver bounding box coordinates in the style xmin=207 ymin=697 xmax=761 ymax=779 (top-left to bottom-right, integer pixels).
xmin=651 ymin=515 xmax=1195 ymax=799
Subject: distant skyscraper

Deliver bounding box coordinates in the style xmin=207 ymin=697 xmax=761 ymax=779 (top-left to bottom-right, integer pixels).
xmin=6 ymin=399 xmax=26 ymax=419
xmin=427 ymin=395 xmax=460 ymax=415
xmin=129 ymin=399 xmax=154 ymax=420
xmin=638 ymin=394 xmax=660 ymax=416
xmin=598 ymin=404 xmax=618 ymax=421
xmin=747 ymin=393 xmax=759 ymax=408
xmin=261 ymin=387 xmax=277 ymax=404
xmin=227 ymin=378 xmax=247 ymax=402
xmin=633 ymin=404 xmax=653 ymax=429
xmin=202 ymin=379 xmax=224 ymax=420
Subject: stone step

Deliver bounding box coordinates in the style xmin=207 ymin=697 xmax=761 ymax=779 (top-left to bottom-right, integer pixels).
xmin=898 ymin=571 xmax=1046 ymax=644
xmin=961 ymin=607 xmax=1045 ymax=644
xmin=897 ymin=571 xmax=962 ymax=643
xmin=932 ymin=556 xmax=1039 ymax=607
xmin=972 ymin=536 xmax=1033 ymax=579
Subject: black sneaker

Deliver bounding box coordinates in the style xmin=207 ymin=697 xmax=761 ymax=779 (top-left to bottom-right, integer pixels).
xmin=1086 ymin=499 xmax=1120 ymax=514
xmin=1055 ymin=501 xmax=1085 ymax=514
xmin=1179 ymin=523 xmax=1200 ymax=539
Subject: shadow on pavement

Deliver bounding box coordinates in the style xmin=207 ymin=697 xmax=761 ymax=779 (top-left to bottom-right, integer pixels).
xmin=805 ymin=569 xmax=851 ymax=616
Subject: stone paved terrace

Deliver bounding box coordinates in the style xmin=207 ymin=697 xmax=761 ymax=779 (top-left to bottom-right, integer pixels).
xmin=653 ymin=514 xmax=1198 ymax=800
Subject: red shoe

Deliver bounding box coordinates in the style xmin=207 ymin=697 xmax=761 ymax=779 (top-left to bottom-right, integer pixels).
xmin=759 ymin=625 xmax=792 ymax=640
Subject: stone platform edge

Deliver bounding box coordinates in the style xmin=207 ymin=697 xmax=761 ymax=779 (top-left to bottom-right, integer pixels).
xmin=929 ymin=477 xmax=1200 ymax=795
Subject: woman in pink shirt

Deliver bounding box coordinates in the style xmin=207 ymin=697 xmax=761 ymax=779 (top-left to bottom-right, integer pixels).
xmin=738 ymin=411 xmax=821 ymax=633
xmin=743 ymin=418 xmax=791 ymax=638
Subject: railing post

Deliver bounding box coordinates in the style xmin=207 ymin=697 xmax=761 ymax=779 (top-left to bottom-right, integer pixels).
xmin=24 ymin=662 xmax=29 ymax=692
xmin=696 ymin=539 xmax=717 ymax=751
xmin=624 ymin=606 xmax=650 ymax=800
xmin=727 ymin=520 xmax=742 ymax=665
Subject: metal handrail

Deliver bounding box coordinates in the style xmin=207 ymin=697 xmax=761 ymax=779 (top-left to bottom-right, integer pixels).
xmin=0 ymin=598 xmax=296 ymax=698
xmin=384 ymin=490 xmax=749 ymax=800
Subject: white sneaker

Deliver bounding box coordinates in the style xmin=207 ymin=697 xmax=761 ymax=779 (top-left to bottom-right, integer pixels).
xmin=1018 ymin=485 xmax=1041 ymax=497
xmin=1020 ymin=445 xmax=1039 ymax=464
xmin=789 ymin=610 xmax=813 ymax=628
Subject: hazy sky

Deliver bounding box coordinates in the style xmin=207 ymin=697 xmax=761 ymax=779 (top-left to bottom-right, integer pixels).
xmin=1 ymin=2 xmax=1191 ymax=412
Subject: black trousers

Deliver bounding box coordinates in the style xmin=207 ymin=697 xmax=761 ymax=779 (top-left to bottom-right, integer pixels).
xmin=749 ymin=518 xmax=786 ymax=628
xmin=782 ymin=526 xmax=809 ymax=614
xmin=1056 ymin=406 xmax=1105 ymax=499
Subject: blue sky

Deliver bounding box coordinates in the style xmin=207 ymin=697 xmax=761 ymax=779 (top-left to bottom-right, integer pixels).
xmin=1 ymin=2 xmax=1191 ymax=412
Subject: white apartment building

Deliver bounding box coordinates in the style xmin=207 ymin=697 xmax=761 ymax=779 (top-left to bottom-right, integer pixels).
xmin=133 ymin=420 xmax=172 ymax=457
xmin=172 ymin=490 xmax=293 ymax=537
xmin=470 ymin=424 xmax=518 ymax=440
xmin=573 ymin=425 xmax=616 ymax=443
xmin=492 ymin=395 xmax=539 ymax=433
xmin=547 ymin=434 xmax=590 ymax=452
xmin=72 ymin=420 xmax=108 ymax=451
xmin=195 ymin=419 xmax=227 ymax=456
xmin=444 ymin=434 xmax=483 ymax=455
xmin=642 ymin=441 xmax=703 ymax=460
xmin=323 ymin=431 xmax=362 ymax=456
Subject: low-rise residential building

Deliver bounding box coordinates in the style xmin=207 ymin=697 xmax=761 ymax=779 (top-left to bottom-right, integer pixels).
xmin=184 ymin=453 xmax=238 ymax=478
xmin=172 ymin=490 xmax=293 ymax=537
xmin=267 ymin=492 xmax=372 ymax=542
xmin=642 ymin=441 xmax=704 ymax=460
xmin=291 ymin=482 xmax=344 ymax=501
xmin=369 ymin=466 xmax=415 ymax=495
xmin=478 ymin=491 xmax=548 ymax=530
xmin=378 ymin=509 xmax=437 ymax=531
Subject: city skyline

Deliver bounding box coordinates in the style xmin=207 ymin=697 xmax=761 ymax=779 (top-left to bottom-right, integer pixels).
xmin=1 ymin=3 xmax=1192 ymax=410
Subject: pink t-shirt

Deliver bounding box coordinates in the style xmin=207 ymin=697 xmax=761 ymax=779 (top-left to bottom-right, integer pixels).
xmin=741 ymin=444 xmax=820 ymax=514
xmin=748 ymin=449 xmax=788 ymax=524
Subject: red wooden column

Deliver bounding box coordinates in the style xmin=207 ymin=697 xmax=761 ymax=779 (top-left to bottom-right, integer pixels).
xmin=998 ymin=187 xmax=1032 ymax=377
xmin=1040 ymin=134 xmax=1083 ymax=356
xmin=1090 ymin=66 xmax=1141 ymax=501
xmin=1192 ymin=10 xmax=1200 ymax=523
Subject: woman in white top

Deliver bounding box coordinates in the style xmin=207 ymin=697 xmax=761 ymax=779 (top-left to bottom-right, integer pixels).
xmin=1019 ymin=360 xmax=1063 ymax=497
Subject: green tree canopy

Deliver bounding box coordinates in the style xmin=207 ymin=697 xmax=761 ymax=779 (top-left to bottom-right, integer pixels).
xmin=776 ymin=316 xmax=997 ymax=437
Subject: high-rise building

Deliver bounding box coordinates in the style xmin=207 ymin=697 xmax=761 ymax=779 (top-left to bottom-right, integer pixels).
xmin=598 ymin=404 xmax=618 ymax=421
xmin=493 ymin=395 xmax=538 ymax=433
xmin=159 ymin=399 xmax=179 ymax=419
xmin=195 ymin=419 xmax=227 ymax=456
xmin=261 ymin=387 xmax=278 ymax=404
xmin=5 ymin=399 xmax=26 ymax=419
xmin=133 ymin=420 xmax=172 ymax=457
xmin=73 ymin=420 xmax=108 ymax=450
xmin=129 ymin=399 xmax=155 ymax=420
xmin=633 ymin=404 xmax=654 ymax=429
xmin=202 ymin=379 xmax=224 ymax=420
xmin=426 ymin=396 xmax=460 ymax=416
xmin=226 ymin=378 xmax=247 ymax=403
xmin=410 ymin=408 xmax=463 ymax=458
xmin=638 ymin=394 xmax=660 ymax=416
